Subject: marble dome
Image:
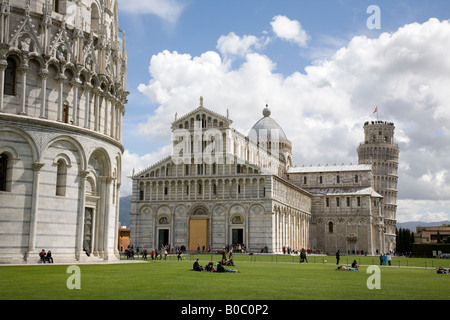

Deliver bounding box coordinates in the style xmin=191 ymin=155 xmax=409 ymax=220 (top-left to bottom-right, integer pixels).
xmin=249 ymin=106 xmax=290 ymax=144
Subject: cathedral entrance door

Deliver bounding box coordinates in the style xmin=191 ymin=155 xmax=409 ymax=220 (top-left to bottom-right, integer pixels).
xmin=232 ymin=228 xmax=243 ymax=247
xmin=189 ymin=219 xmax=208 ymax=251
xmin=348 ymin=239 xmax=357 ymax=254
xmin=158 ymin=229 xmax=169 ymax=249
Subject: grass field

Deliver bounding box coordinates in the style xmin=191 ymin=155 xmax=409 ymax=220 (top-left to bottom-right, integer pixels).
xmin=1 ymin=254 xmax=449 ymax=301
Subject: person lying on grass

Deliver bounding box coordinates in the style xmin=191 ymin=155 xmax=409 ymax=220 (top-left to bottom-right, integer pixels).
xmin=336 ymin=265 xmax=358 ymax=271
xmin=216 ymin=262 xmax=240 ymax=273
xmin=436 ymin=267 xmax=448 ymax=274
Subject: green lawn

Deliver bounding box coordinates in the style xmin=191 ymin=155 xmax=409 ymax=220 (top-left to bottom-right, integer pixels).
xmin=1 ymin=255 xmax=449 ymax=300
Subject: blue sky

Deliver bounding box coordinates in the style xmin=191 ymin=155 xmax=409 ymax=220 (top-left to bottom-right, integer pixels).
xmin=116 ymin=0 xmax=450 ymax=223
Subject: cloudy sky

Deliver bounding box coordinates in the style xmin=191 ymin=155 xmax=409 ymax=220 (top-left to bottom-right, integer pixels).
xmin=116 ymin=0 xmax=450 ymax=223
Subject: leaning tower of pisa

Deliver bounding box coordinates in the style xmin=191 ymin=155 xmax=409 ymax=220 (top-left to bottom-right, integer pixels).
xmin=357 ymin=120 xmax=400 ymax=253
xmin=0 ymin=0 xmax=128 ymax=264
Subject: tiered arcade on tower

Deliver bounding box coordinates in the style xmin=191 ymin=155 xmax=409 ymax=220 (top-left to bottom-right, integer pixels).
xmin=357 ymin=120 xmax=400 ymax=252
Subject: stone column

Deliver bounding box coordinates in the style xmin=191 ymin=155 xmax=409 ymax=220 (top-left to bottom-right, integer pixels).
xmin=56 ymin=75 xmax=66 ymax=121
xmin=103 ymin=94 xmax=109 ymax=135
xmin=102 ymin=176 xmax=113 ymax=260
xmin=114 ymin=183 xmax=121 ymax=258
xmin=93 ymin=88 xmax=100 ymax=131
xmin=26 ymin=162 xmax=45 ymax=262
xmin=84 ymin=83 xmax=92 ymax=129
xmin=39 ymin=69 xmax=49 ymax=118
xmin=1 ymin=3 xmax=11 ymax=44
xmin=18 ymin=65 xmax=29 ymax=115
xmin=76 ymin=170 xmax=89 ymax=260
xmin=110 ymin=100 xmax=115 ymax=138
xmin=0 ymin=59 xmax=7 ymax=112
xmin=72 ymin=80 xmax=81 ymax=125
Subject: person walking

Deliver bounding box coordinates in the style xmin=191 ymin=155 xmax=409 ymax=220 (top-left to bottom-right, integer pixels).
xmin=336 ymin=250 xmax=340 ymax=265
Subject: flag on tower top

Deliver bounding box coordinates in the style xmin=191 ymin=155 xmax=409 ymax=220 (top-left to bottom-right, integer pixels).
xmin=373 ymin=107 xmax=378 ymax=114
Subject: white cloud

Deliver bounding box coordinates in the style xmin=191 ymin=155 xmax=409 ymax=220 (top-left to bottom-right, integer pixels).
xmin=131 ymin=18 xmax=450 ymax=221
xmin=118 ymin=0 xmax=185 ymax=23
xmin=270 ymin=15 xmax=310 ymax=47
xmin=397 ymin=200 xmax=450 ymax=222
xmin=216 ymin=32 xmax=268 ymax=59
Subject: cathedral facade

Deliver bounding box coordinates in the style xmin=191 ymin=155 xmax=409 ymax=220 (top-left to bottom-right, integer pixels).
xmin=130 ymin=100 xmax=399 ymax=255
xmin=0 ymin=0 xmax=128 ymax=264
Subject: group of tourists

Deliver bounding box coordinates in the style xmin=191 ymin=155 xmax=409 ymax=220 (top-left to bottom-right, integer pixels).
xmin=379 ymin=252 xmax=393 ymax=266
xmin=124 ymin=245 xmax=187 ymax=261
xmin=192 ymin=259 xmax=240 ymax=273
xmin=38 ymin=249 xmax=54 ymax=263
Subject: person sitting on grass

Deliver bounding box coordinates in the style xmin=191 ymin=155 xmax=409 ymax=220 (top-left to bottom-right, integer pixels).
xmin=351 ymin=260 xmax=359 ymax=270
xmin=205 ymin=261 xmax=215 ymax=272
xmin=193 ymin=259 xmax=204 ymax=271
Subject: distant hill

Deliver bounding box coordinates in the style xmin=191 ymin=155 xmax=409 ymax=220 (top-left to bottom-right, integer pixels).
xmin=118 ymin=195 xmax=448 ymax=233
xmin=119 ymin=195 xmax=132 ymax=228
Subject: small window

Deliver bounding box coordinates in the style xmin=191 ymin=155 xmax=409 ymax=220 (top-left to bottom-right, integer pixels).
xmin=0 ymin=153 xmax=8 ymax=191
xmin=355 ymin=175 xmax=359 ymax=183
xmin=326 ymin=198 xmax=329 ymax=207
xmin=303 ymin=176 xmax=307 ymax=184
xmin=328 ymin=222 xmax=333 ymax=233
xmin=139 ymin=183 xmax=144 ymax=200
xmin=164 ymin=187 xmax=168 ymax=195
xmin=346 ymin=197 xmax=350 ymax=207
xmin=62 ymin=104 xmax=70 ymax=123
xmin=4 ymin=58 xmax=16 ymax=96
xmin=319 ymin=176 xmax=323 ymax=184
xmin=336 ymin=175 xmax=340 ymax=183
xmin=213 ymin=184 xmax=217 ymax=195
xmin=357 ymin=197 xmax=361 ymax=207
xmin=56 ymin=159 xmax=67 ymax=196
xmin=53 ymin=0 xmax=60 ymax=13
xmin=336 ymin=198 xmax=340 ymax=207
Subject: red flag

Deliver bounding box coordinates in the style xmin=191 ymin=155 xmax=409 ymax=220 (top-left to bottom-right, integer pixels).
xmin=373 ymin=107 xmax=378 ymax=114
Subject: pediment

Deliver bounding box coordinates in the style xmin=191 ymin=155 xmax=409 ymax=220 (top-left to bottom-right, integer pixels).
xmin=134 ymin=156 xmax=172 ymax=178
xmin=172 ymin=97 xmax=232 ymax=130
xmin=9 ymin=15 xmax=43 ymax=54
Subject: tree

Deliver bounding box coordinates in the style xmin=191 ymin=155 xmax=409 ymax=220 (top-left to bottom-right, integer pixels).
xmin=396 ymin=228 xmax=414 ymax=255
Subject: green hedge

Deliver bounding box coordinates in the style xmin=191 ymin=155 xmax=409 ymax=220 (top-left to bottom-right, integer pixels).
xmin=413 ymin=243 xmax=450 ymax=257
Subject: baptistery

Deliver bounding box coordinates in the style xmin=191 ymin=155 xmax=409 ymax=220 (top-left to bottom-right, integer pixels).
xmin=0 ymin=0 xmax=128 ymax=263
